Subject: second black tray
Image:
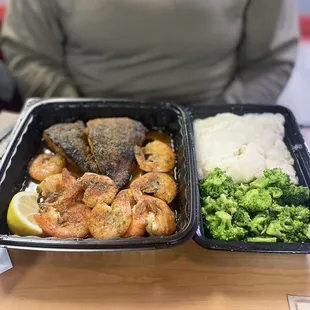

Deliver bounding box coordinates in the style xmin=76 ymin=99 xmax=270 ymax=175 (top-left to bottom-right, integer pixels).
xmin=188 ymin=104 xmax=310 ymax=254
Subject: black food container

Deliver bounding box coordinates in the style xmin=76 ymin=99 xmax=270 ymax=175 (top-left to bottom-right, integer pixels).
xmin=0 ymin=99 xmax=197 ymax=251
xmin=1 ymin=100 xmax=310 ymax=253
xmin=189 ymin=104 xmax=310 ymax=254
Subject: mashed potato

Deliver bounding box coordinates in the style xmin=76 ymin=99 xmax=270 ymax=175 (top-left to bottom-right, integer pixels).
xmin=194 ymin=113 xmax=298 ymax=184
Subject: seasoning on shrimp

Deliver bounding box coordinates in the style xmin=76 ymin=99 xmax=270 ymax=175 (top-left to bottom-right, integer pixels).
xmin=37 ymin=168 xmax=82 ymax=203
xmin=34 ymin=202 xmax=89 ymax=239
xmin=34 ymin=169 xmax=88 ymax=239
xmin=134 ymin=140 xmax=175 ymax=172
xmin=130 ymin=172 xmax=177 ymax=204
xmin=78 ymin=173 xmax=118 ymax=207
xmin=123 ymin=195 xmax=176 ymax=237
xmin=87 ymin=189 xmax=133 ymax=239
xmin=29 ymin=153 xmax=66 ymax=182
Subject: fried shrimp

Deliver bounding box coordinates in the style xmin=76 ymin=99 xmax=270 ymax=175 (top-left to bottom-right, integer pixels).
xmin=130 ymin=172 xmax=177 ymax=204
xmin=134 ymin=140 xmax=175 ymax=172
xmin=37 ymin=168 xmax=77 ymax=203
xmin=34 ymin=202 xmax=89 ymax=239
xmin=34 ymin=168 xmax=87 ymax=238
xmin=123 ymin=195 xmax=176 ymax=237
xmin=29 ymin=154 xmax=66 ymax=182
xmin=78 ymin=173 xmax=118 ymax=207
xmin=87 ymin=190 xmax=133 ymax=239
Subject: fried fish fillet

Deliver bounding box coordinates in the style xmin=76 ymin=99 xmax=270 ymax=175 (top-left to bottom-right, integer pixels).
xmin=87 ymin=118 xmax=147 ymax=188
xmin=43 ymin=121 xmax=100 ymax=173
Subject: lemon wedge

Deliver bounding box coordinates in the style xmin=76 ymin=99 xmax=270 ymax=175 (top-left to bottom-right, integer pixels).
xmin=7 ymin=191 xmax=42 ymax=236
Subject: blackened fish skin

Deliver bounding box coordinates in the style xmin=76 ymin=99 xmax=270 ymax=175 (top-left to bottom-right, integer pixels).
xmin=43 ymin=121 xmax=100 ymax=173
xmin=87 ymin=118 xmax=147 ymax=188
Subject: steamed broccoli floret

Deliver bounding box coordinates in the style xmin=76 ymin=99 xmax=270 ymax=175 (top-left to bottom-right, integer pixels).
xmin=267 ymin=187 xmax=283 ymax=199
xmin=206 ymin=211 xmax=246 ymax=241
xmin=202 ymin=194 xmax=238 ymax=216
xmin=287 ymin=206 xmax=310 ymax=223
xmin=268 ymin=207 xmax=310 ymax=242
xmin=201 ymin=196 xmax=219 ymax=215
xmin=269 ymin=204 xmax=290 ymax=223
xmin=285 ymin=221 xmax=309 ymax=242
xmin=250 ymin=213 xmax=270 ymax=235
xmin=246 ymin=237 xmax=277 ymax=243
xmin=234 ymin=183 xmax=250 ymax=200
xmin=233 ymin=209 xmax=252 ymax=228
xmin=279 ymin=184 xmax=310 ymax=206
xmin=216 ymin=194 xmax=238 ymax=215
xmin=284 ymin=221 xmax=310 ymax=242
xmin=266 ymin=216 xmax=306 ymax=242
xmin=266 ymin=221 xmax=287 ymax=240
xmin=250 ymin=168 xmax=291 ymax=191
xmin=270 ymin=204 xmax=310 ymax=223
xmin=240 ymin=189 xmax=272 ymax=212
xmin=263 ymin=168 xmax=291 ymax=189
xmin=261 ymin=168 xmax=310 ymax=205
xmin=199 ymin=168 xmax=234 ymax=199
xmin=250 ymin=177 xmax=270 ymax=189
xmin=303 ymin=224 xmax=310 ymax=240
xmin=269 ymin=203 xmax=284 ymax=213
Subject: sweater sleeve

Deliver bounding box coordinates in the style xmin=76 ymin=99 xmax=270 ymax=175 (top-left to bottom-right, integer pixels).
xmin=223 ymin=0 xmax=299 ymax=104
xmin=1 ymin=0 xmax=79 ymax=100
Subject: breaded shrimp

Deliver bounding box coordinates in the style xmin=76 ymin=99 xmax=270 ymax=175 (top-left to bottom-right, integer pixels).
xmin=134 ymin=140 xmax=175 ymax=172
xmin=123 ymin=195 xmax=176 ymax=237
xmin=130 ymin=172 xmax=177 ymax=204
xmin=29 ymin=154 xmax=66 ymax=182
xmin=78 ymin=173 xmax=118 ymax=207
xmin=87 ymin=190 xmax=133 ymax=239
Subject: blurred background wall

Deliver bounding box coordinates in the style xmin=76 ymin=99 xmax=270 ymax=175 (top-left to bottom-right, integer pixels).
xmin=278 ymin=0 xmax=310 ymax=127
xmin=298 ymin=0 xmax=310 ymax=12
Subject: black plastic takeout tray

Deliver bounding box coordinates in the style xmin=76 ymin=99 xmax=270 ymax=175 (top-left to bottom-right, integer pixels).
xmin=189 ymin=104 xmax=310 ymax=254
xmin=1 ymin=100 xmax=310 ymax=254
xmin=0 ymin=99 xmax=197 ymax=251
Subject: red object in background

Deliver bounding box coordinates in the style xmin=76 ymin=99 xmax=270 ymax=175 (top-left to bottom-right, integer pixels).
xmin=0 ymin=4 xmax=5 ymax=21
xmin=300 ymin=15 xmax=310 ymax=41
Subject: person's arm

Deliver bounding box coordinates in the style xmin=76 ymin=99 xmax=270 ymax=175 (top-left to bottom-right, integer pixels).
xmin=1 ymin=0 xmax=79 ymax=99
xmin=223 ymin=0 xmax=298 ymax=104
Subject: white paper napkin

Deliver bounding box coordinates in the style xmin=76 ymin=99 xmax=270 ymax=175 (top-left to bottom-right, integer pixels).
xmin=0 ymin=111 xmax=18 ymax=130
xmin=288 ymin=295 xmax=310 ymax=310
xmin=0 ymin=248 xmax=13 ymax=274
xmin=297 ymin=303 xmax=310 ymax=310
